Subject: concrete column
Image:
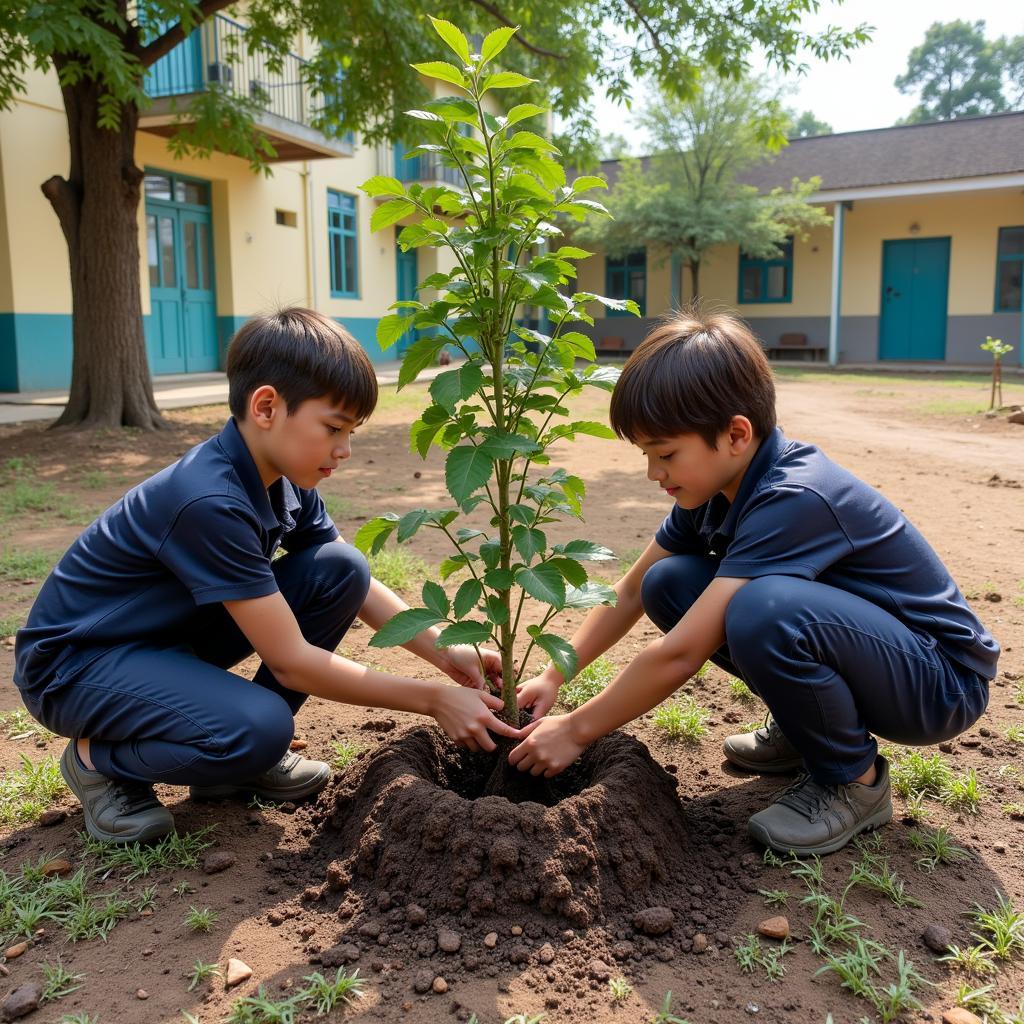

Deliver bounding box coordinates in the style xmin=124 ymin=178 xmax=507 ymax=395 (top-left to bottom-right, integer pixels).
xmin=828 ymin=200 xmax=846 ymax=367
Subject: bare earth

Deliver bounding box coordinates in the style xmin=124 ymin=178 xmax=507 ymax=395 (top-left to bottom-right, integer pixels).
xmin=0 ymin=368 xmax=1022 ymax=1024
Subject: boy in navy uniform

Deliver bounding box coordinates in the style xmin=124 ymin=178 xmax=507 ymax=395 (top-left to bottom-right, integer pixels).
xmin=512 ymin=310 xmax=998 ymax=855
xmin=14 ymin=308 xmax=519 ymax=843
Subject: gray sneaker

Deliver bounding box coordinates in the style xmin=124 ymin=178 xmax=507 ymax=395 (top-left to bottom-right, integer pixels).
xmin=189 ymin=750 xmax=331 ymax=803
xmin=59 ymin=742 xmax=175 ymax=845
xmin=723 ymin=715 xmax=803 ymax=773
xmin=747 ymin=756 xmax=893 ymax=857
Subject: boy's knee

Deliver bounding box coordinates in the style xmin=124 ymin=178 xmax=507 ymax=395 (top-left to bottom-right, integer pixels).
xmin=222 ymin=694 xmax=294 ymax=776
xmin=312 ymin=541 xmax=371 ymax=602
xmin=641 ymin=555 xmax=718 ymax=633
xmin=725 ymin=576 xmax=792 ymax=651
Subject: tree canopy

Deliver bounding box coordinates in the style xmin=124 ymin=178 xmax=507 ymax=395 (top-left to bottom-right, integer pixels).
xmin=894 ymin=20 xmax=1013 ymax=124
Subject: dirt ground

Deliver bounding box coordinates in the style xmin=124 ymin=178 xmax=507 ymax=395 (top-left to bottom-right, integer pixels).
xmin=0 ymin=367 xmax=1022 ymax=1024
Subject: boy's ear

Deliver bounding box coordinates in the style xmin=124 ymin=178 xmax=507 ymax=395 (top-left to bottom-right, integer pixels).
xmin=727 ymin=415 xmax=755 ymax=452
xmin=249 ymin=385 xmax=281 ymax=429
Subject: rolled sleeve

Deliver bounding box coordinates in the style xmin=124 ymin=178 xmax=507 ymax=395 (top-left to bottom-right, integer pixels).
xmin=157 ymin=498 xmax=278 ymax=605
xmin=717 ymin=486 xmax=853 ymax=580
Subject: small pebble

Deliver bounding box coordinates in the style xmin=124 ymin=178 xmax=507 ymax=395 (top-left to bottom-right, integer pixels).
xmin=437 ymin=928 xmax=461 ymax=954
xmin=942 ymin=1009 xmax=983 ymax=1024
xmin=922 ymin=924 xmax=952 ymax=953
xmin=225 ymin=959 xmax=253 ymax=988
xmin=432 ymin=976 xmax=448 ymax=994
xmin=203 ymin=851 xmax=236 ymax=874
xmin=136 ymin=989 xmax=149 ymax=1000
xmin=757 ymin=916 xmax=790 ymax=941
xmin=1 ymin=982 xmax=42 ymax=1020
xmin=483 ymin=933 xmax=498 ymax=949
xmin=692 ymin=933 xmax=709 ymax=954
xmin=510 ymin=926 xmax=523 ymax=936
xmin=3 ymin=942 xmax=28 ymax=960
xmin=289 ymin=739 xmax=308 ymax=750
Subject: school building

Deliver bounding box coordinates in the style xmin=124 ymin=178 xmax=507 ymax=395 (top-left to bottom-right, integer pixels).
xmin=576 ymin=112 xmax=1024 ymax=367
xmin=0 ymin=13 xmax=467 ymax=392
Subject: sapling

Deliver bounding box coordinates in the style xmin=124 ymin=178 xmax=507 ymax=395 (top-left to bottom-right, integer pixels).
xmin=980 ymin=336 xmax=1014 ymax=410
xmin=356 ymin=19 xmax=632 ymax=788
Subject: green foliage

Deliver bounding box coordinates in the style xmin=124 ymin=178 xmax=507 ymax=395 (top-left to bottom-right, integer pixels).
xmin=734 ymin=933 xmax=792 ymax=981
xmin=608 ymin=976 xmax=633 ymax=1002
xmin=788 ymin=109 xmax=832 ymax=137
xmin=652 ymin=696 xmax=709 ymax=741
xmin=367 ymin=546 xmax=430 ymax=593
xmin=557 ymin=655 xmax=616 ymax=709
xmin=648 ymin=992 xmax=693 ymax=1024
xmin=0 ymin=548 xmax=58 ymax=581
xmin=908 ymin=826 xmax=971 ymax=872
xmin=187 ymin=959 xmax=222 ymax=991
xmin=40 ymin=958 xmax=84 ymax=1002
xmin=967 ymin=891 xmax=1024 ymax=962
xmin=954 ymin=982 xmax=1024 ymax=1024
xmin=357 ymin=26 xmax=630 ymax=721
xmin=82 ymin=826 xmax=215 ymax=881
xmin=330 ymin=740 xmax=363 ymax=770
xmin=185 ymin=905 xmax=218 ymax=933
xmin=0 ymin=708 xmax=56 ymax=743
xmin=728 ymin=677 xmax=758 ymax=703
xmin=895 ymin=20 xmax=1007 ymax=123
xmin=0 ymin=753 xmax=66 ymax=826
xmin=577 ymin=73 xmax=831 ymax=297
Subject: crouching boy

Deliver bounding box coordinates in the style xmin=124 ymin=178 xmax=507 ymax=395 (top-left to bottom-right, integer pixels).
xmin=13 ymin=308 xmax=519 ymax=844
xmin=512 ymin=310 xmax=998 ymax=856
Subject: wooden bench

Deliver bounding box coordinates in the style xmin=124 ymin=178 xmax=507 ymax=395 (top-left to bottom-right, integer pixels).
xmin=595 ymin=335 xmax=626 ymax=356
xmin=766 ymin=332 xmax=827 ymax=362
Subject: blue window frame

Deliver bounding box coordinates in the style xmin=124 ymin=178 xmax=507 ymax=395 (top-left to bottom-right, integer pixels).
xmin=328 ymin=190 xmax=358 ymax=298
xmin=605 ymin=249 xmax=646 ymax=315
xmin=995 ymin=226 xmax=1024 ymax=312
xmin=738 ymin=239 xmax=793 ymax=304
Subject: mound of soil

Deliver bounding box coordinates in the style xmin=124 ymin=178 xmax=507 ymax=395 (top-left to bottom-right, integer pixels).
xmin=316 ymin=726 xmax=697 ymax=929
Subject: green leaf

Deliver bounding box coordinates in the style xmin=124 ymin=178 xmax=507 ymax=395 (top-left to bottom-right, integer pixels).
xmin=376 ymin=313 xmax=411 ymax=352
xmin=411 ymin=61 xmax=466 ymax=89
xmin=481 ymin=71 xmax=536 ymax=92
xmin=405 ymin=108 xmax=445 ymax=123
xmin=533 ymin=633 xmax=578 ymax=682
xmin=557 ymin=331 xmax=596 ymax=361
xmin=453 ymin=579 xmax=483 ymax=619
xmin=480 ymin=26 xmax=517 ymax=64
xmin=512 ymin=525 xmax=546 ymax=563
xmin=429 ymin=362 xmax=484 ymax=413
xmin=570 ymin=175 xmax=608 ymax=192
xmin=445 ymin=446 xmax=495 ymax=505
xmin=370 ymin=608 xmax=446 ymax=648
xmin=564 ymin=583 xmax=617 ymax=609
xmin=484 ymin=568 xmax=514 ymax=590
xmin=370 ymin=198 xmax=415 ymax=233
xmin=505 ymin=103 xmax=547 ymax=127
xmin=516 ymin=564 xmax=566 ymax=609
xmin=484 ymin=594 xmax=510 ymax=625
xmin=555 ymin=245 xmax=592 ymax=260
xmin=505 ymin=130 xmax=559 ymax=154
xmin=547 ymin=420 xmax=617 ymax=442
xmin=440 ymin=554 xmax=474 ymax=580
xmin=548 ymin=557 xmax=588 ymax=588
xmin=435 ymin=621 xmax=493 ymax=647
xmin=353 ymin=514 xmax=399 ymax=556
xmin=398 ymin=335 xmax=447 ymax=390
xmin=410 ymin=415 xmax=446 ymax=458
xmin=428 ymin=16 xmax=471 ymax=63
xmin=479 ymin=540 xmax=501 ymax=570
xmin=555 ymin=540 xmax=616 ymax=562
xmin=397 ymin=508 xmax=432 ymax=543
xmin=421 ymin=580 xmax=450 ymax=618
xmin=361 ymin=175 xmax=406 ymax=198
xmin=478 ymin=431 xmax=543 ymax=458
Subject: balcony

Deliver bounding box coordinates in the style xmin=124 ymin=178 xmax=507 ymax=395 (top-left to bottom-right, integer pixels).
xmin=376 ymin=142 xmax=464 ymax=189
xmin=140 ymin=15 xmax=354 ymax=162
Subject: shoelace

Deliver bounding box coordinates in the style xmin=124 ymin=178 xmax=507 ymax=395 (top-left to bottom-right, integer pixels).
xmin=774 ymin=773 xmax=854 ymax=822
xmin=266 ymin=750 xmax=301 ymax=778
xmin=109 ymin=781 xmax=161 ymax=816
xmin=755 ymin=713 xmax=787 ymax=746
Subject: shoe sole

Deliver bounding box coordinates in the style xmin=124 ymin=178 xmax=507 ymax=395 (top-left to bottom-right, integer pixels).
xmin=59 ymin=747 xmax=174 ymax=846
xmin=189 ymin=764 xmax=332 ymax=803
xmin=747 ymin=800 xmax=894 ymax=858
xmin=722 ymin=745 xmax=804 ymax=774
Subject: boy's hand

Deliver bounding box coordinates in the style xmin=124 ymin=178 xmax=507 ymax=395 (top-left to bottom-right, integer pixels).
xmin=516 ymin=673 xmax=561 ymax=719
xmin=431 ymin=686 xmax=523 ymax=753
xmin=508 ymin=714 xmax=587 ymax=777
xmin=439 ymin=644 xmax=503 ymax=691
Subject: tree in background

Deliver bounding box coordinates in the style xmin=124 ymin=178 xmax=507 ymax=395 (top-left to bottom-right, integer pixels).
xmin=0 ymin=0 xmax=868 ymax=430
xmin=996 ymin=34 xmax=1024 ymax=109
xmin=580 ymin=75 xmax=830 ymax=301
xmin=895 ymin=20 xmax=1007 ymax=123
xmin=789 ymin=109 xmax=833 ymax=137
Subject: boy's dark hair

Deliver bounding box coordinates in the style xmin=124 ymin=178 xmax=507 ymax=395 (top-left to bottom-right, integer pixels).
xmin=226 ymin=308 xmax=378 ymax=421
xmin=608 ymin=307 xmax=776 ymax=448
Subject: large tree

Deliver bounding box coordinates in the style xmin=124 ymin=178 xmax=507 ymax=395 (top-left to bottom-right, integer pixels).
xmin=0 ymin=1 xmax=868 ymax=429
xmin=996 ymin=34 xmax=1024 ymax=110
xmin=788 ymin=109 xmax=832 ymax=137
xmin=581 ymin=74 xmax=830 ymax=300
xmin=895 ymin=20 xmax=1006 ymax=124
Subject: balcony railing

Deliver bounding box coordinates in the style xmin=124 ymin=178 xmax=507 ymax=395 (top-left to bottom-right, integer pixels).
xmin=143 ymin=14 xmax=352 ymax=160
xmin=379 ymin=143 xmax=463 ymax=187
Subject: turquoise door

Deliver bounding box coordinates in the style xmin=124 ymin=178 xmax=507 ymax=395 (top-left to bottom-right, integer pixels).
xmin=395 ymin=246 xmax=418 ymax=356
xmin=144 ymin=172 xmax=218 ymax=374
xmin=879 ymin=237 xmax=950 ymax=361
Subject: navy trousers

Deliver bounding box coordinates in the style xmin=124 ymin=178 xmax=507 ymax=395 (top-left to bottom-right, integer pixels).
xmin=25 ymin=542 xmax=370 ymax=787
xmin=640 ymin=555 xmax=989 ymax=784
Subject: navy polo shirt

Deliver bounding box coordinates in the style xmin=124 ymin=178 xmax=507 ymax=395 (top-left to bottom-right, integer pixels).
xmin=14 ymin=418 xmax=338 ymax=693
xmin=654 ymin=427 xmax=999 ymax=680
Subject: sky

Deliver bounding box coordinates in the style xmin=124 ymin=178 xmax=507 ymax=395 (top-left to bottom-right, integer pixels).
xmin=591 ymin=0 xmax=1022 ymax=151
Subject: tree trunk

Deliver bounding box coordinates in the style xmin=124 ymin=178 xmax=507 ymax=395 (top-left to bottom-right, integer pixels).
xmin=689 ymin=259 xmax=701 ymax=302
xmin=42 ymin=61 xmax=167 ymax=430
